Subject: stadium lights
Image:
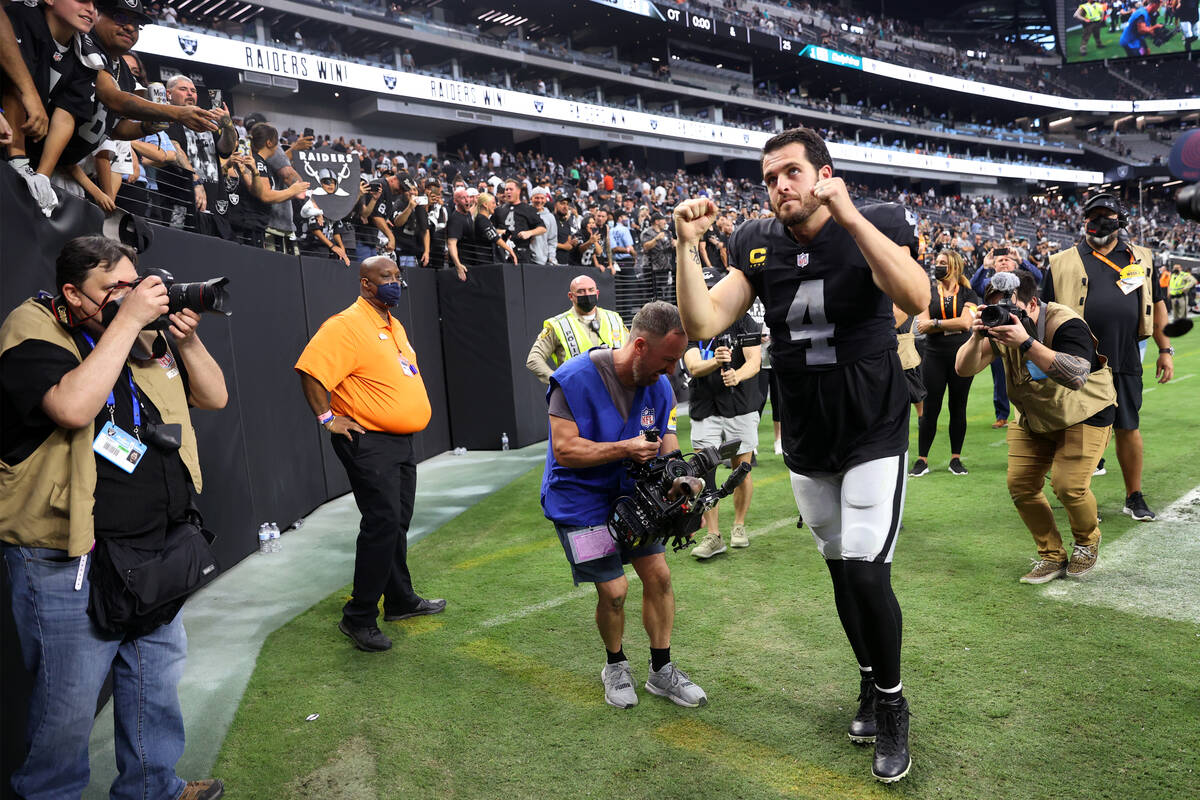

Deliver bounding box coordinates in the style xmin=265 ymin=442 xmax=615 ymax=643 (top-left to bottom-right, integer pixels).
xmin=1049 ymin=116 xmax=1074 ymax=128
xmin=1164 ymin=180 xmax=1184 ymax=187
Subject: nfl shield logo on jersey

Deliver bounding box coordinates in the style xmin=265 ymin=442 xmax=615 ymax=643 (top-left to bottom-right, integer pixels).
xmin=640 ymin=407 xmax=656 ymax=428
xmin=796 ymin=253 xmax=810 ymax=269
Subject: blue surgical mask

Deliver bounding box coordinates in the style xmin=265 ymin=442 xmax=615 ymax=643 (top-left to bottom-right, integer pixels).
xmin=375 ymin=281 xmax=402 ymax=307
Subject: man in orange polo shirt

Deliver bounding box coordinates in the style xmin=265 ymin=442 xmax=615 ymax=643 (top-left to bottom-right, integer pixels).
xmin=295 ymin=256 xmax=445 ymax=652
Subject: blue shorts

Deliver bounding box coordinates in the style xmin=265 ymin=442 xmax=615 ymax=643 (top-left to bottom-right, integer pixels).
xmin=553 ymin=522 xmax=665 ymax=585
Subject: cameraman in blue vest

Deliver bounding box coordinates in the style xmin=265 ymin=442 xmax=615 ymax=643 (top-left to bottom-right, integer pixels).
xmin=541 ymin=301 xmax=708 ymax=711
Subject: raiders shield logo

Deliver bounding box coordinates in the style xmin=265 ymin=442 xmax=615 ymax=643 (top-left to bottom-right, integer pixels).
xmin=383 ymin=74 xmax=397 ymax=90
xmin=215 ymin=200 xmax=228 ymax=214
xmin=796 ymin=253 xmax=809 ymax=269
xmin=228 ymin=193 xmax=240 ymax=205
xmin=649 ymin=119 xmax=658 ymax=130
xmin=533 ymin=100 xmax=544 ymax=113
xmin=178 ymin=36 xmax=198 ymax=56
xmin=123 ymin=0 xmax=137 ymax=7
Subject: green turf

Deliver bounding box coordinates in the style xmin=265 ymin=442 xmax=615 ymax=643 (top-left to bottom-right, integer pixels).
xmin=214 ymin=338 xmax=1200 ymax=799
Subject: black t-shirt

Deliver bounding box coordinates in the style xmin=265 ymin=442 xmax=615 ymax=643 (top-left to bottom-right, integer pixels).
xmin=232 ymin=153 xmax=273 ymax=232
xmin=925 ymin=281 xmax=981 ymax=353
xmin=473 ymin=213 xmax=504 ymax=265
xmin=728 ymin=203 xmax=919 ymax=473
xmin=61 ymin=45 xmax=134 ymax=166
xmin=446 ymin=209 xmax=476 ymax=264
xmin=493 ymin=202 xmax=542 ymax=247
xmin=349 ymin=195 xmax=387 ymax=250
xmin=164 ymin=123 xmax=229 ymax=212
xmin=393 ymin=201 xmax=429 ymax=257
xmin=302 ymin=218 xmax=346 ymax=251
xmin=1045 ymin=317 xmax=1117 ymax=428
xmin=0 ymin=320 xmax=193 ymax=538
xmin=1042 ymin=241 xmax=1166 ymax=374
xmin=688 ymin=314 xmax=762 ymax=421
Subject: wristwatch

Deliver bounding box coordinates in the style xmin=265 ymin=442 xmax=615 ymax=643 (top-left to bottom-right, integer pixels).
xmin=1019 ymin=337 xmax=1035 ymax=353
xmin=1159 ymin=347 xmax=1175 ymax=356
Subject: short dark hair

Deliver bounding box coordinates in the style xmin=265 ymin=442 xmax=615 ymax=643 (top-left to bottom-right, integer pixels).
xmin=1009 ymin=269 xmax=1039 ymax=304
xmin=630 ymin=301 xmax=684 ymax=340
xmin=250 ymin=123 xmax=277 ymax=151
xmin=761 ymin=126 xmax=832 ymax=173
xmin=56 ymin=235 xmax=137 ymax=293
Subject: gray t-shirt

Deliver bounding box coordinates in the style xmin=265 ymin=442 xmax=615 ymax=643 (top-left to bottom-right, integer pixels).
xmin=266 ymin=147 xmax=295 ymax=233
xmin=549 ymin=348 xmax=675 ymax=424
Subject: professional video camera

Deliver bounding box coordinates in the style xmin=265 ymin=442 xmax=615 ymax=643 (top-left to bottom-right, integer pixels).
xmin=713 ymin=331 xmax=763 ymax=353
xmin=1151 ymin=25 xmax=1177 ymax=49
xmin=136 ymin=268 xmax=231 ymax=331
xmin=608 ymin=435 xmax=750 ymax=552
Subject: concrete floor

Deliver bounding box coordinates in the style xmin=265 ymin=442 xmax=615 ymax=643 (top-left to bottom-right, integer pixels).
xmin=83 ymin=443 xmax=547 ymax=799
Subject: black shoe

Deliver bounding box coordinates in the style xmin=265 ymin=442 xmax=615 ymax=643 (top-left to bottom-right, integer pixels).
xmin=872 ymin=694 xmax=912 ymax=783
xmin=384 ymin=597 xmax=447 ymax=621
xmin=1122 ymin=492 xmax=1156 ymax=521
xmin=796 ymin=514 xmax=805 ymax=530
xmin=947 ymin=457 xmax=968 ymax=476
xmin=338 ymin=620 xmax=392 ymax=652
xmin=848 ymin=677 xmax=877 ymax=744
xmin=909 ymin=458 xmax=929 ymax=478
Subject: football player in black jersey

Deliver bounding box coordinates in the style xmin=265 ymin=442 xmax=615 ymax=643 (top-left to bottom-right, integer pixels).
xmin=673 ymin=127 xmax=929 ymax=783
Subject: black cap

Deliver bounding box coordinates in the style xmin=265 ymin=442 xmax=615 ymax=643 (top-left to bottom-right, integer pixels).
xmin=1083 ymin=192 xmax=1123 ymax=219
xmin=98 ymin=0 xmax=153 ymax=24
xmin=243 ymin=111 xmax=268 ymax=130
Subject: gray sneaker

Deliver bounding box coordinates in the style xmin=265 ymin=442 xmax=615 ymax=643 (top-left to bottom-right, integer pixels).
xmin=601 ymin=661 xmax=638 ymax=709
xmin=645 ymin=661 xmax=708 ymax=707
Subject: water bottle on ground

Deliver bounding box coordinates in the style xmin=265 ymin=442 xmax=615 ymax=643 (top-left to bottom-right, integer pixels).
xmin=258 ymin=524 xmax=271 ymax=555
xmin=270 ymin=523 xmax=281 ymax=553
xmin=501 ymin=432 xmax=509 ymax=451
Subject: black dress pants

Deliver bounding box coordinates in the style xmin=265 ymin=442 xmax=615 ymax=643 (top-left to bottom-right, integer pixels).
xmin=332 ymin=430 xmax=421 ymax=627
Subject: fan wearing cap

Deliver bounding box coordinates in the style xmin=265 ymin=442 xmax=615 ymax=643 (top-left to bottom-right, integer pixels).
xmin=1041 ymin=192 xmax=1172 ymax=522
xmin=528 ymin=186 xmax=559 ymax=265
xmin=957 ymin=270 xmax=1116 ymax=584
xmin=300 ymin=200 xmax=350 ymax=265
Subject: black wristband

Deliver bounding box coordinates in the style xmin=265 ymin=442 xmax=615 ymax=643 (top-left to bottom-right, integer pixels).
xmin=1019 ymin=336 xmax=1035 ymax=353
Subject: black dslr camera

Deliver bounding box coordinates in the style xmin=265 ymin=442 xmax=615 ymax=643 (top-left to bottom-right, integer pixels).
xmin=136 ymin=268 xmax=231 ymax=331
xmin=979 ymin=300 xmax=1028 ymax=329
xmin=608 ymin=436 xmax=750 ymax=552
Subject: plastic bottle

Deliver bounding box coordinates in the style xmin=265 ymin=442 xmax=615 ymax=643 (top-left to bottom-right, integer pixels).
xmin=270 ymin=522 xmax=281 ymax=553
xmin=501 ymin=432 xmax=509 ymax=451
xmin=258 ymin=524 xmax=271 ymax=554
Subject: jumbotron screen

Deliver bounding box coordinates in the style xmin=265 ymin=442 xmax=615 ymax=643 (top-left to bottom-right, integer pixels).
xmin=1060 ymin=0 xmax=1195 ymax=63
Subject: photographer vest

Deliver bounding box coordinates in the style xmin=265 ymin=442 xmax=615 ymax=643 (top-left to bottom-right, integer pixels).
xmin=540 ymin=351 xmax=674 ymax=528
xmin=0 ymin=299 xmax=203 ymax=555
xmin=1048 ymin=244 xmax=1154 ymax=339
xmin=896 ymin=316 xmax=920 ymax=370
xmin=543 ymin=308 xmax=627 ymax=366
xmin=998 ymin=303 xmax=1116 ymax=435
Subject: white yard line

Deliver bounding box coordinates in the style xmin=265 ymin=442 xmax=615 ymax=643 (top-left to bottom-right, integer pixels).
xmin=1042 ymin=484 xmax=1200 ymax=624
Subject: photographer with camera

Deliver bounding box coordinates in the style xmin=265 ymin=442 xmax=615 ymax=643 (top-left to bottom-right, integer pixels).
xmin=1042 ymin=192 xmax=1172 ymax=521
xmin=541 ymin=301 xmax=708 ymax=710
xmin=956 ymin=271 xmax=1116 ymax=584
xmin=684 ymin=315 xmax=762 ymax=558
xmin=1119 ymin=1 xmax=1167 ymax=56
xmin=0 ymin=235 xmax=228 ymax=800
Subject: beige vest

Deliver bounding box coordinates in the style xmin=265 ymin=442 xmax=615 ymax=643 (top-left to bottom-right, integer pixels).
xmin=0 ymin=299 xmax=203 ymax=555
xmin=999 ymin=303 xmax=1117 ymax=434
xmin=896 ymin=316 xmax=920 ymax=370
xmin=1048 ymin=244 xmax=1154 ymax=339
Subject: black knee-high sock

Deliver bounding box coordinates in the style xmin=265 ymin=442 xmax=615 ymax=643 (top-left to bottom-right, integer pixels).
xmin=825 ymin=559 xmax=873 ymax=671
xmin=842 ymin=561 xmax=903 ymax=692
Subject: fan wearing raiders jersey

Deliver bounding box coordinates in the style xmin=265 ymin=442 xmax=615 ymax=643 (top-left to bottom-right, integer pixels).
xmin=673 ymin=127 xmax=929 ymax=784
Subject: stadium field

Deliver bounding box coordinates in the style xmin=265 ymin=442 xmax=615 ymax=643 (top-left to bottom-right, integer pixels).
xmin=214 ymin=336 xmax=1200 ymax=799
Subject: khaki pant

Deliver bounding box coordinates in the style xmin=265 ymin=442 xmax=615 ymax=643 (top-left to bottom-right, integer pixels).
xmin=1006 ymin=421 xmax=1111 ymax=563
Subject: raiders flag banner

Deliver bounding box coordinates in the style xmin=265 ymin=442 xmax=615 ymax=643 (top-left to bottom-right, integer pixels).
xmin=290 ymin=147 xmax=360 ymax=222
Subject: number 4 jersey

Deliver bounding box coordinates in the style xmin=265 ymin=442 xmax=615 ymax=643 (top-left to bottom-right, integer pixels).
xmin=728 ymin=202 xmax=920 ymax=473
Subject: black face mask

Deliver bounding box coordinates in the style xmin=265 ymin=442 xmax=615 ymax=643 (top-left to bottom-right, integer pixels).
xmin=575 ymin=293 xmax=598 ymax=313
xmin=1085 ymin=216 xmax=1121 ymax=239
xmin=933 ymin=266 xmax=949 ymax=280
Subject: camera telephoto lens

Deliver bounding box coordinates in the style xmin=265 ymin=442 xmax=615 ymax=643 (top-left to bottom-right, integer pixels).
xmin=979 ymin=304 xmax=1011 ymax=328
xmin=1177 ymin=183 xmax=1200 ymax=224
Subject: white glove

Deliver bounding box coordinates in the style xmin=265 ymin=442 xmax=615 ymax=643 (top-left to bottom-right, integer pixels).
xmin=18 ymin=164 xmax=59 ymax=217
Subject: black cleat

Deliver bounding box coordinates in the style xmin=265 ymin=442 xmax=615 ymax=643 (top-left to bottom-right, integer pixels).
xmin=848 ymin=677 xmax=877 ymax=744
xmin=872 ymin=694 xmax=912 ymax=783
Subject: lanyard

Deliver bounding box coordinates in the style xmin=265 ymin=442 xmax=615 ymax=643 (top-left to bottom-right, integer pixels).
xmin=936 ymin=282 xmax=959 ymax=320
xmin=1090 ymin=248 xmax=1128 ymax=274
xmin=79 ymin=332 xmax=141 ymax=435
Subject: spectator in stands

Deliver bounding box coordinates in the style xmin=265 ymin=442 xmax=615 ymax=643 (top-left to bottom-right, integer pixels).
xmin=494 ymin=177 xmax=546 ymax=263
xmin=555 ymin=195 xmax=581 ymax=265
xmin=446 ymin=187 xmax=477 ymax=280
xmin=529 ymin=186 xmax=559 ymax=265
xmin=575 ymin=214 xmax=607 ymax=270
xmin=475 ymin=191 xmax=517 ymax=265
xmin=348 ymin=178 xmax=393 ymax=262
xmin=300 ymin=200 xmax=351 ymax=265
xmin=911 ymin=249 xmax=979 ymax=477
xmin=640 ymin=213 xmax=675 ymax=300
xmin=609 ymin=211 xmax=636 ymax=272
xmin=382 ymin=171 xmax=429 ymax=268
xmin=226 ymin=126 xmax=309 ymax=248
xmin=163 ymin=75 xmax=235 ymax=234
xmin=425 ymin=178 xmax=449 ymax=269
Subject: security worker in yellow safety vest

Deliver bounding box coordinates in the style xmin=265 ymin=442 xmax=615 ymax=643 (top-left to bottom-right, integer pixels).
xmin=1168 ymin=265 xmax=1197 ymax=321
xmin=1074 ymin=1 xmax=1107 ymax=53
xmin=526 ymin=275 xmax=628 ymax=384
